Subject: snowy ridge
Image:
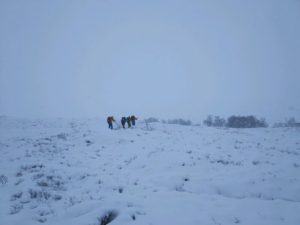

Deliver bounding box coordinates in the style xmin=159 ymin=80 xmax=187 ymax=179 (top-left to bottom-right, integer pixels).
xmin=0 ymin=117 xmax=300 ymax=225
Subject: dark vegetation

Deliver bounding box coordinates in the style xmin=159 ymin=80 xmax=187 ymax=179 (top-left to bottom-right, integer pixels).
xmin=164 ymin=118 xmax=192 ymax=126
xmin=144 ymin=115 xmax=299 ymax=128
xmin=273 ymin=117 xmax=300 ymax=128
xmin=98 ymin=210 xmax=118 ymax=225
xmin=203 ymin=115 xmax=268 ymax=128
xmin=226 ymin=116 xmax=268 ymax=128
xmin=160 ymin=118 xmax=191 ymax=126
xmin=144 ymin=117 xmax=159 ymax=123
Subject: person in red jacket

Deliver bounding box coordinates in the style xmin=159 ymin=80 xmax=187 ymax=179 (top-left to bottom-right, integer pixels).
xmin=107 ymin=116 xmax=115 ymax=129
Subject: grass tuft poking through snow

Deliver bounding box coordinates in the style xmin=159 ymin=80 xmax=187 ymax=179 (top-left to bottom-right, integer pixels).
xmin=98 ymin=210 xmax=118 ymax=225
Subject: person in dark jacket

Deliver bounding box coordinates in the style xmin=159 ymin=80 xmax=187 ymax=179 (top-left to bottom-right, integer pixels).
xmin=130 ymin=115 xmax=138 ymax=126
xmin=126 ymin=116 xmax=131 ymax=128
xmin=107 ymin=116 xmax=115 ymax=129
xmin=121 ymin=117 xmax=126 ymax=129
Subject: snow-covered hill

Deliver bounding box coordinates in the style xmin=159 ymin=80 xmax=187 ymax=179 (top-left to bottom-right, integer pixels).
xmin=0 ymin=117 xmax=299 ymax=225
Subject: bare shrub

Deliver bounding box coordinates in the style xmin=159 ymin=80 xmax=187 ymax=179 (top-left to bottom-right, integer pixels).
xmin=29 ymin=189 xmax=51 ymax=201
xmin=227 ymin=115 xmax=268 ymax=128
xmin=273 ymin=117 xmax=300 ymax=127
xmin=98 ymin=210 xmax=118 ymax=225
xmin=9 ymin=204 xmax=23 ymax=214
xmin=0 ymin=175 xmax=8 ymax=185
xmin=203 ymin=115 xmax=226 ymax=127
xmin=144 ymin=117 xmax=159 ymax=123
xmin=167 ymin=118 xmax=192 ymax=126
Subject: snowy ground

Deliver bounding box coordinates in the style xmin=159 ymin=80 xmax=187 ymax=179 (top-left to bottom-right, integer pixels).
xmin=0 ymin=116 xmax=300 ymax=225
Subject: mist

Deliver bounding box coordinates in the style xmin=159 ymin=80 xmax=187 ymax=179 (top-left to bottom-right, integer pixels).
xmin=1 ymin=0 xmax=300 ymax=122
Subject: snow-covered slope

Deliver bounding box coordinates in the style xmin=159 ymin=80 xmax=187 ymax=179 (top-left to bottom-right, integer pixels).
xmin=0 ymin=117 xmax=299 ymax=225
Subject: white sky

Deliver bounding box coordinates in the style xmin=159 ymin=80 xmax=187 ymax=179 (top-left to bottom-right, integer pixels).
xmin=0 ymin=0 xmax=300 ymax=122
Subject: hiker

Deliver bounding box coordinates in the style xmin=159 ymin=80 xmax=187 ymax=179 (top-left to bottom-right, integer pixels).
xmin=126 ymin=116 xmax=131 ymax=128
xmin=131 ymin=115 xmax=138 ymax=126
xmin=107 ymin=116 xmax=115 ymax=129
xmin=121 ymin=117 xmax=126 ymax=129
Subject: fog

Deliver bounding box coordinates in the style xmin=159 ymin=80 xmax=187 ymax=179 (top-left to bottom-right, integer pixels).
xmin=1 ymin=0 xmax=299 ymax=122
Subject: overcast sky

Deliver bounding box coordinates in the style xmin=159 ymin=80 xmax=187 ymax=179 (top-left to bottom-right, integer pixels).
xmin=0 ymin=0 xmax=299 ymax=122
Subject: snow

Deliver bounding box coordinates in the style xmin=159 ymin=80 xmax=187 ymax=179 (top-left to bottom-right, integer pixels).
xmin=0 ymin=116 xmax=300 ymax=225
